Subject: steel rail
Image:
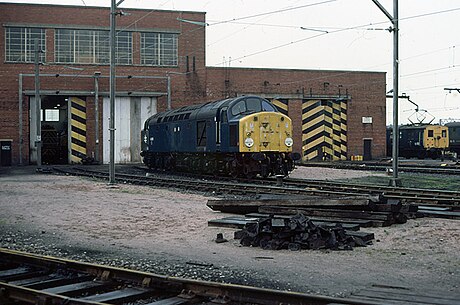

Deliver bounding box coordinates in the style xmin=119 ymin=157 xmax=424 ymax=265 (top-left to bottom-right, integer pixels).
xmin=52 ymin=167 xmax=459 ymax=206
xmin=53 ymin=166 xmax=361 ymax=198
xmin=281 ymin=178 xmax=460 ymax=200
xmin=138 ymin=166 xmax=460 ymax=202
xmin=298 ymin=162 xmax=460 ymax=175
xmin=0 ymin=248 xmax=380 ymax=305
xmin=131 ymin=165 xmax=460 ymax=201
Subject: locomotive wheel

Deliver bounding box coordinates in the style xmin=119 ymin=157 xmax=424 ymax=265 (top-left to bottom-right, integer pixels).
xmin=243 ymin=164 xmax=256 ymax=179
xmin=245 ymin=171 xmax=256 ymax=179
xmin=260 ymin=164 xmax=270 ymax=178
xmin=417 ymin=151 xmax=426 ymax=159
xmin=230 ymin=168 xmax=239 ymax=178
xmin=228 ymin=160 xmax=239 ymax=178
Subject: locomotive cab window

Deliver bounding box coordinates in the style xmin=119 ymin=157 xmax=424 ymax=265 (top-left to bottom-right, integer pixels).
xmin=246 ymin=98 xmax=262 ymax=112
xmin=442 ymin=130 xmax=447 ymax=137
xmin=428 ymin=130 xmax=434 ymax=137
xmin=231 ymin=100 xmax=246 ymax=116
xmin=230 ymin=97 xmax=275 ymax=117
xmin=262 ymin=100 xmax=276 ymax=112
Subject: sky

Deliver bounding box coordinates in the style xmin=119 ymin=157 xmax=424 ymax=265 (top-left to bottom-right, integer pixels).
xmin=4 ymin=0 xmax=460 ymax=125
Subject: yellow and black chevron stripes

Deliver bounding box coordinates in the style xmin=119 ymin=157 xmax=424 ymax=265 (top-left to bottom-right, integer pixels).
xmin=301 ymin=99 xmax=347 ymax=161
xmin=271 ymin=99 xmax=289 ymax=116
xmin=70 ymin=97 xmax=87 ymax=163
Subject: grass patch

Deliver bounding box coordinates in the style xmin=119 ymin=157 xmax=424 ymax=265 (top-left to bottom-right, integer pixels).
xmin=336 ymin=173 xmax=460 ymax=191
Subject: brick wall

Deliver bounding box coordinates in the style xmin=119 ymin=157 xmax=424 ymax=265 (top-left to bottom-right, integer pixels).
xmin=206 ymin=67 xmax=387 ymax=159
xmin=0 ymin=3 xmax=387 ymax=165
xmin=0 ymin=3 xmax=207 ymax=165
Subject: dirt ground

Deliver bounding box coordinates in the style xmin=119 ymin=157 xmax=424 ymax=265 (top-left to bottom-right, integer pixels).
xmin=0 ymin=165 xmax=458 ymax=297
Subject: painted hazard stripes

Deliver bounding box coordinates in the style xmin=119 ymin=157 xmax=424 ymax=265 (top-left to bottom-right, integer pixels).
xmin=70 ymin=97 xmax=87 ymax=163
xmin=302 ymin=99 xmax=347 ymax=161
xmin=271 ymin=99 xmax=289 ymax=116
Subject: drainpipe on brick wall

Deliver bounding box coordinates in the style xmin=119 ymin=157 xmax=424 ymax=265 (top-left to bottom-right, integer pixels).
xmin=34 ymin=39 xmax=42 ymax=167
xmin=18 ymin=74 xmax=23 ymax=165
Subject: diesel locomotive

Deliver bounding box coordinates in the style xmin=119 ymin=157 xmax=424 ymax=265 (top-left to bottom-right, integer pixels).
xmin=141 ymin=96 xmax=301 ymax=177
xmin=445 ymin=122 xmax=460 ymax=156
xmin=386 ymin=124 xmax=449 ymax=159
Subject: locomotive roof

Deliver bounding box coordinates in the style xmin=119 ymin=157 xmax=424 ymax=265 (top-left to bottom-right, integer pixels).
xmin=445 ymin=122 xmax=460 ymax=127
xmin=398 ymin=124 xmax=444 ymax=130
xmin=149 ymin=95 xmax=269 ymax=123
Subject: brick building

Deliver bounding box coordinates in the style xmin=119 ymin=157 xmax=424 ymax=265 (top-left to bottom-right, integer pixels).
xmin=0 ymin=2 xmax=386 ymax=166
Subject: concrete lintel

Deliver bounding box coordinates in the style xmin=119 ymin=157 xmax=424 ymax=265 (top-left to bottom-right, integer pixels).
xmin=237 ymin=92 xmax=351 ymax=100
xmin=23 ymin=90 xmax=166 ymax=97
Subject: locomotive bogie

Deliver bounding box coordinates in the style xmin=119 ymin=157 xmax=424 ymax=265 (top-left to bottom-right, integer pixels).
xmin=142 ymin=151 xmax=296 ymax=178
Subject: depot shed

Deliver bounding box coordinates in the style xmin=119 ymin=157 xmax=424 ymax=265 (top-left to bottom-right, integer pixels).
xmin=0 ymin=3 xmax=386 ymax=166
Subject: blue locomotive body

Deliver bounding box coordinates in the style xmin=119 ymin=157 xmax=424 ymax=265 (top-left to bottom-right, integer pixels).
xmin=141 ymin=96 xmax=300 ymax=177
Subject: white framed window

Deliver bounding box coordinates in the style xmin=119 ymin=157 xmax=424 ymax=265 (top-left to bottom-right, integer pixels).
xmin=5 ymin=27 xmax=46 ymax=63
xmin=141 ymin=32 xmax=178 ymax=66
xmin=55 ymin=29 xmax=132 ymax=64
xmin=45 ymin=109 xmax=60 ymax=122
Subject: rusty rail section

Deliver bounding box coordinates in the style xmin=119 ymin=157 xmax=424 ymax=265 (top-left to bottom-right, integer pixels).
xmin=0 ymin=248 xmax=378 ymax=305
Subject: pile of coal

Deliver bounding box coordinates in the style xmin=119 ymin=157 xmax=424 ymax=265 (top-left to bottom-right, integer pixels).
xmin=234 ymin=213 xmax=368 ymax=251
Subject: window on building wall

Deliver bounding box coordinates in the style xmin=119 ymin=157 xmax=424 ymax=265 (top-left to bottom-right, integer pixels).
xmin=45 ymin=109 xmax=59 ymax=122
xmin=5 ymin=27 xmax=46 ymax=63
xmin=141 ymin=32 xmax=178 ymax=66
xmin=55 ymin=29 xmax=132 ymax=64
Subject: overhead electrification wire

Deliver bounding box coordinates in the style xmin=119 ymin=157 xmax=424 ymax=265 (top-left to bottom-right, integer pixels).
xmin=51 ymin=2 xmax=460 ymax=98
xmin=208 ymin=0 xmax=337 ymax=26
xmin=401 ymin=66 xmax=459 ymax=78
xmin=401 ymin=7 xmax=460 ymax=21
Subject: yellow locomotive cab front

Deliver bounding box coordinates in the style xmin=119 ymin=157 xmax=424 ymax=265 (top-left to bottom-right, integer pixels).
xmin=239 ymin=112 xmax=293 ymax=153
xmin=424 ymin=125 xmax=449 ymax=149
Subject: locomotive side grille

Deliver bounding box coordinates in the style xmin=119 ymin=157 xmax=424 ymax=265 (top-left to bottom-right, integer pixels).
xmin=301 ymin=99 xmax=347 ymax=161
xmin=70 ymin=97 xmax=87 ymax=163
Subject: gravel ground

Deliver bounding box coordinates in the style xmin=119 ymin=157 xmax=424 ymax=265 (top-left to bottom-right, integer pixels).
xmin=0 ymin=165 xmax=458 ymax=298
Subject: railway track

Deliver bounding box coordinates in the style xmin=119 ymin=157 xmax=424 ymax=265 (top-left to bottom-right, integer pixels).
xmin=51 ymin=166 xmax=460 ymax=207
xmin=0 ymin=248 xmax=379 ymax=305
xmin=299 ymin=161 xmax=460 ymax=175
xmin=280 ymin=178 xmax=460 ymax=206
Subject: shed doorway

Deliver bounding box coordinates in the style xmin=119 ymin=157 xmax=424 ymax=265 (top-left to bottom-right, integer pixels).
xmin=29 ymin=96 xmax=69 ymax=165
xmin=363 ymin=139 xmax=372 ymax=161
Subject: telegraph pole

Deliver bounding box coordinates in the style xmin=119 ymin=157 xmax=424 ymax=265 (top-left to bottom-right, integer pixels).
xmin=34 ymin=39 xmax=42 ymax=167
xmin=109 ymin=0 xmax=125 ymax=183
xmin=372 ymin=0 xmax=401 ymax=186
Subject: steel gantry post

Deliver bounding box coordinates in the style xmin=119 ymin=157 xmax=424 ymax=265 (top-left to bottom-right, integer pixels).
xmin=109 ymin=0 xmax=125 ymax=184
xmin=372 ymin=0 xmax=401 ymax=187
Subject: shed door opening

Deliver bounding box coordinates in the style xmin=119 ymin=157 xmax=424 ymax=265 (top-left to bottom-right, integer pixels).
xmin=363 ymin=139 xmax=372 ymax=161
xmin=29 ymin=95 xmax=69 ymax=165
